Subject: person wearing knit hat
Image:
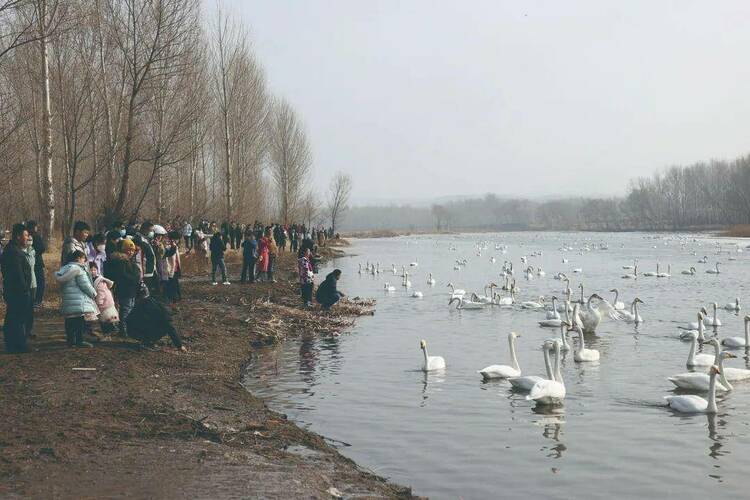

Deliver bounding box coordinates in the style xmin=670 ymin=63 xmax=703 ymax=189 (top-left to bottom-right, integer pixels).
xmin=103 ymin=238 xmax=140 ymax=337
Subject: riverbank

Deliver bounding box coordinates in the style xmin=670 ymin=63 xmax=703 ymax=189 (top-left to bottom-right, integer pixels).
xmin=0 ymin=245 xmax=416 ymax=499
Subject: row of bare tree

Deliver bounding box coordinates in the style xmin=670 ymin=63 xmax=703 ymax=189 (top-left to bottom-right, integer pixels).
xmin=0 ymin=0 xmax=354 ymax=238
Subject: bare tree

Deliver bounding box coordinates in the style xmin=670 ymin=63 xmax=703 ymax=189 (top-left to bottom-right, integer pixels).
xmin=326 ymin=171 xmax=351 ymax=234
xmin=267 ymin=97 xmax=312 ymax=223
xmin=299 ymin=191 xmax=320 ymax=230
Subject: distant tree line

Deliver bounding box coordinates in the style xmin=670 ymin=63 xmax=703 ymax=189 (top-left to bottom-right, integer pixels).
xmin=341 ymin=154 xmax=750 ymax=233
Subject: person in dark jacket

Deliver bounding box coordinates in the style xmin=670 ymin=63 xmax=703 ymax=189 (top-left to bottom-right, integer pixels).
xmin=126 ymin=296 xmax=186 ymax=351
xmin=60 ymin=220 xmax=90 ymax=266
xmin=0 ymin=223 xmax=33 ymax=353
xmin=316 ymin=269 xmax=345 ymax=310
xmin=209 ymin=230 xmax=229 ymax=285
xmin=240 ymin=230 xmax=257 ymax=283
xmin=104 ymin=239 xmax=141 ymax=337
xmin=26 ymin=220 xmax=47 ymax=307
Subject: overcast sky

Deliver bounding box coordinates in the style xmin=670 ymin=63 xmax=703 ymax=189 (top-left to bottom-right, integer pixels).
xmin=220 ymin=0 xmax=750 ymax=205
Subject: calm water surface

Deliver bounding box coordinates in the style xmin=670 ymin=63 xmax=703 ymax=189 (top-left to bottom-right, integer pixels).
xmin=242 ymin=232 xmax=750 ymax=499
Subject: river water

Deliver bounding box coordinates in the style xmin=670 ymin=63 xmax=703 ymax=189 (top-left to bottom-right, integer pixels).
xmin=242 ymin=232 xmax=750 ymax=499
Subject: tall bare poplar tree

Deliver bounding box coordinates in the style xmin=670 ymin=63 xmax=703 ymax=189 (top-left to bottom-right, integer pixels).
xmin=267 ymin=98 xmax=312 ymax=223
xmin=327 ymin=171 xmax=351 ymax=233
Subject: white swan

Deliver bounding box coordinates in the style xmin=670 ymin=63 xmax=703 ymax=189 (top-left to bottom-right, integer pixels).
xmin=526 ymin=340 xmax=566 ymax=405
xmin=578 ymin=294 xmax=617 ymax=334
xmin=546 ymin=321 xmax=571 ymax=351
xmin=664 ymin=365 xmax=721 ymax=414
xmin=622 ymin=260 xmax=637 ymax=270
xmin=686 ymin=332 xmax=718 ymax=367
xmin=722 ymin=315 xmax=750 ymax=348
xmin=678 ymin=312 xmax=706 ymax=342
xmin=668 ymin=351 xmax=734 ymax=392
xmin=681 ymin=266 xmax=697 ymax=275
xmin=478 ymin=332 xmax=521 ymax=380
xmin=545 ymin=296 xmax=561 ymax=320
xmin=571 ymin=325 xmax=600 ymax=362
xmin=402 ymin=272 xmax=411 ymax=288
xmin=703 ymin=303 xmax=721 ymax=327
xmin=509 ymin=340 xmax=554 ymax=391
xmin=656 ymin=264 xmax=671 ymax=278
xmin=420 ymin=339 xmax=445 ymax=371
xmin=619 ymin=297 xmax=644 ymax=324
xmin=610 ymin=288 xmax=625 ymax=311
xmin=384 ymin=283 xmax=396 ymax=292
xmin=642 ymin=263 xmax=659 ymax=277
xmin=537 ymin=267 xmax=546 ymax=277
xmin=698 ymin=256 xmax=708 ymax=264
xmin=622 ymin=265 xmax=637 ymax=279
xmin=447 ymin=283 xmax=466 ymax=299
xmin=723 ymin=298 xmax=740 ymax=312
xmin=521 ymin=296 xmax=546 ymax=309
xmin=412 ymin=291 xmax=423 ymax=298
xmin=427 ymin=273 xmax=436 ymax=286
xmin=493 ymin=291 xmax=516 ymax=306
xmin=706 ymin=262 xmax=721 ymax=274
xmin=449 ymin=296 xmax=485 ymax=310
xmin=472 ymin=284 xmax=498 ymax=304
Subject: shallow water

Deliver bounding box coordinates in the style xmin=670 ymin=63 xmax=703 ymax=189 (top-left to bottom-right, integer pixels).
xmin=243 ymin=232 xmax=750 ymax=499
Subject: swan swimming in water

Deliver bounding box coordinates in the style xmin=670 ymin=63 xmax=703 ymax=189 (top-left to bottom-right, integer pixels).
xmin=619 ymin=297 xmax=644 ymax=324
xmin=420 ymin=339 xmax=445 ymax=371
xmin=681 ymin=266 xmax=697 ymax=275
xmin=686 ymin=332 xmax=719 ymax=367
xmin=668 ymin=350 xmax=735 ymax=392
xmin=722 ymin=315 xmax=750 ymax=348
xmin=411 ymin=291 xmax=423 ymax=298
xmin=509 ymin=340 xmax=554 ymax=392
xmin=622 ymin=265 xmax=637 ymax=279
xmin=703 ymin=303 xmax=721 ymax=327
xmin=656 ymin=264 xmax=671 ymax=278
xmin=526 ymin=340 xmax=566 ymax=405
xmin=521 ymin=296 xmax=546 ymax=309
xmin=664 ymin=365 xmax=722 ymax=414
xmin=706 ymin=262 xmax=721 ymax=274
xmin=570 ymin=324 xmax=600 ymax=362
xmin=723 ymin=298 xmax=741 ymax=312
xmin=642 ymin=263 xmax=659 ymax=277
xmin=678 ymin=312 xmax=706 ymax=342
xmin=427 ymin=273 xmax=436 ymax=286
xmin=449 ymin=296 xmax=485 ymax=310
xmin=478 ymin=332 xmax=522 ymax=380
xmin=384 ymin=283 xmax=396 ymax=292
xmin=447 ymin=283 xmax=466 ymax=299
xmin=610 ymin=288 xmax=625 ymax=311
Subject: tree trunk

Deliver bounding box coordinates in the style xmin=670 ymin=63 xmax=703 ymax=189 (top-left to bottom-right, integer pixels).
xmin=39 ymin=0 xmax=55 ymax=234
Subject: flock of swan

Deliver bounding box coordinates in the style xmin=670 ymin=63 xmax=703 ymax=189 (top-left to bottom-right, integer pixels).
xmin=360 ymin=237 xmax=750 ymax=415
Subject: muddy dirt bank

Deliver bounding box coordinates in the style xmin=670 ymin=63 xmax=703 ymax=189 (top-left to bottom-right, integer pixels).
xmin=0 ymin=246 xmax=417 ymax=499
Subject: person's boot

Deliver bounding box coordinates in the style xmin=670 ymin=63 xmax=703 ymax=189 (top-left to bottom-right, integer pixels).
xmin=75 ymin=329 xmax=93 ymax=348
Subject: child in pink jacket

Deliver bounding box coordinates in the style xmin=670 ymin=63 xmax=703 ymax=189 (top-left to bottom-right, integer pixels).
xmin=89 ymin=261 xmax=119 ymax=335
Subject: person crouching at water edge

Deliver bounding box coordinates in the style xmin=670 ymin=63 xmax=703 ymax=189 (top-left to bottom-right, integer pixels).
xmin=316 ymin=269 xmax=346 ymax=310
xmin=56 ymin=250 xmax=99 ymax=347
xmin=298 ymin=247 xmax=314 ymax=308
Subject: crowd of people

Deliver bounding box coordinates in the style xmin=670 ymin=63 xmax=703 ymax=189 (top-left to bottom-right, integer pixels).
xmin=0 ymin=217 xmax=344 ymax=354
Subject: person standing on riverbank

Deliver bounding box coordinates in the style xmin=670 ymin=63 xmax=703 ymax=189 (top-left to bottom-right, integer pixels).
xmin=56 ymin=250 xmax=98 ymax=348
xmin=210 ymin=229 xmax=229 ymax=285
xmin=267 ymin=228 xmax=278 ymax=283
xmin=1 ymin=224 xmax=33 ymax=353
xmin=26 ymin=221 xmax=47 ymax=307
xmin=104 ymin=239 xmax=141 ymax=338
xmin=61 ymin=221 xmax=90 ymax=266
xmin=240 ymin=230 xmax=257 ymax=284
xmin=298 ymin=247 xmax=314 ymax=308
xmin=256 ymin=229 xmax=270 ymax=282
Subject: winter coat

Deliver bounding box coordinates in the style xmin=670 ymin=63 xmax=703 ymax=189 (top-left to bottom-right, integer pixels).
xmin=31 ymin=232 xmax=47 ymax=269
xmin=298 ymin=256 xmax=314 ymax=284
xmin=242 ymin=238 xmax=257 ymax=260
xmin=0 ymin=243 xmax=32 ymax=301
xmin=24 ymin=244 xmax=37 ymax=289
xmin=104 ymin=252 xmax=141 ymax=300
xmin=56 ymin=262 xmax=98 ymax=317
xmin=134 ymin=233 xmax=156 ymax=278
xmin=127 ymin=296 xmax=183 ymax=348
xmin=91 ymin=249 xmax=107 ymax=276
xmin=93 ymin=275 xmax=119 ymax=323
xmin=209 ymin=233 xmax=226 ymax=260
xmin=165 ymin=244 xmax=181 ymax=279
xmin=315 ymin=272 xmax=339 ymax=304
xmin=257 ymin=237 xmax=270 ymax=272
xmin=60 ymin=237 xmax=87 ymax=266
xmin=268 ymin=236 xmax=278 ymax=257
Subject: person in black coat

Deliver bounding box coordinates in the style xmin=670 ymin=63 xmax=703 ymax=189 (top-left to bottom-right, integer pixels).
xmin=315 ymin=269 xmax=345 ymax=310
xmin=26 ymin=220 xmax=47 ymax=307
xmin=104 ymin=239 xmax=141 ymax=337
xmin=126 ymin=296 xmax=185 ymax=351
xmin=209 ymin=231 xmax=228 ymax=284
xmin=0 ymin=223 xmax=33 ymax=352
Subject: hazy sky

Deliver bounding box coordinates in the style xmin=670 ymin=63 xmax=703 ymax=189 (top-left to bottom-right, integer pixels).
xmin=221 ymin=0 xmax=750 ymax=205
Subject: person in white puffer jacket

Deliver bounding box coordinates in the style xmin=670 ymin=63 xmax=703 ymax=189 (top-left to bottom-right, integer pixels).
xmin=56 ymin=250 xmax=98 ymax=347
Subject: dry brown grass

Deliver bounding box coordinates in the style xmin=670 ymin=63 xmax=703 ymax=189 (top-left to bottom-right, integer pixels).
xmin=722 ymin=225 xmax=750 ymax=237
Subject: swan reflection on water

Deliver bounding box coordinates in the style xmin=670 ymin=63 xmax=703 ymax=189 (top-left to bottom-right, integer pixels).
xmin=531 ymin=406 xmax=566 ymax=459
xmin=420 ymin=369 xmax=446 ymax=407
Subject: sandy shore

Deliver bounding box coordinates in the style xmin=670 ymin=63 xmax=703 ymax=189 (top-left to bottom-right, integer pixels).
xmin=0 ymin=246 xmax=416 ymax=499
